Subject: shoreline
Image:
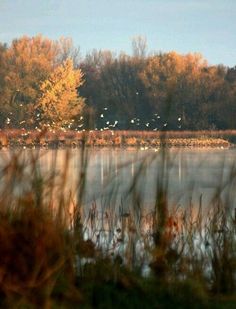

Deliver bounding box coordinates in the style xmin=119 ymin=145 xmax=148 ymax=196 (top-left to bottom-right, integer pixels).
xmin=0 ymin=129 xmax=234 ymax=149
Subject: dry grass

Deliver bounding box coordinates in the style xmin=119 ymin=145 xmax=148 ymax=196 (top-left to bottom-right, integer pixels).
xmin=0 ymin=129 xmax=234 ymax=148
xmin=0 ymin=140 xmax=235 ymax=307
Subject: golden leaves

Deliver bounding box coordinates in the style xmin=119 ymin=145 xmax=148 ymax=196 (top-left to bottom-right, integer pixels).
xmin=37 ymin=59 xmax=85 ymax=128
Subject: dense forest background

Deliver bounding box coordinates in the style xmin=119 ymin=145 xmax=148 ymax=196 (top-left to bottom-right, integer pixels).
xmin=0 ymin=35 xmax=235 ymax=130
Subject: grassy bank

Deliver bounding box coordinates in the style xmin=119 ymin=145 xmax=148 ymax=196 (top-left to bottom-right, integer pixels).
xmin=0 ymin=145 xmax=236 ymax=308
xmin=0 ymin=129 xmax=234 ymax=148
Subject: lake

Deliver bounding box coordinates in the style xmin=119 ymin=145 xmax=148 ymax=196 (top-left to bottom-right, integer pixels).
xmin=2 ymin=147 xmax=235 ymax=214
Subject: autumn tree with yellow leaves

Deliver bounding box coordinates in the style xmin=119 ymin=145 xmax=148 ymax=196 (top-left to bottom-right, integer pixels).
xmin=139 ymin=52 xmax=209 ymax=129
xmin=0 ymin=35 xmax=59 ymax=127
xmin=37 ymin=59 xmax=85 ymax=128
xmin=0 ymin=35 xmax=82 ymax=128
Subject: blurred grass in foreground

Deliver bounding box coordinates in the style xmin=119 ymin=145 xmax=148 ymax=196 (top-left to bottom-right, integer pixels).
xmin=0 ymin=142 xmax=236 ymax=308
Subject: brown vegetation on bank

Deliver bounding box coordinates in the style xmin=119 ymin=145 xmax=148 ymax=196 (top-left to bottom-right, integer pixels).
xmin=0 ymin=129 xmax=234 ymax=148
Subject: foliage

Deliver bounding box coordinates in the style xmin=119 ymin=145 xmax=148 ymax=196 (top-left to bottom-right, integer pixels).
xmin=0 ymin=35 xmax=59 ymax=127
xmin=80 ymin=49 xmax=236 ymax=131
xmin=37 ymin=59 xmax=85 ymax=128
xmin=0 ymin=34 xmax=236 ymax=130
xmin=139 ymin=52 xmax=207 ymax=129
xmin=0 ymin=35 xmax=82 ymax=129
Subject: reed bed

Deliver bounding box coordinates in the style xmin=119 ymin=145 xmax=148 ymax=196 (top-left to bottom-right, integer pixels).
xmin=0 ymin=129 xmax=234 ymax=148
xmin=0 ymin=141 xmax=235 ymax=308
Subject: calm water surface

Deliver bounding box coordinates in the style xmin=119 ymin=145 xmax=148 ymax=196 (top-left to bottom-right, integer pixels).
xmin=37 ymin=148 xmax=236 ymax=210
xmin=2 ymin=147 xmax=236 ymax=211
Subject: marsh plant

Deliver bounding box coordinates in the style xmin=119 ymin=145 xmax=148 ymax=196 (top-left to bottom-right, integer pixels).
xmin=0 ymin=142 xmax=236 ymax=307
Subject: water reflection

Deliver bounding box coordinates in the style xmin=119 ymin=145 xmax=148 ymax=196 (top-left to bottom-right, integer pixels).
xmin=1 ymin=147 xmax=236 ymax=212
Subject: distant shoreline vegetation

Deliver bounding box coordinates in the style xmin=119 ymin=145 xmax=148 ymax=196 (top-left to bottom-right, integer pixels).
xmin=0 ymin=129 xmax=234 ymax=149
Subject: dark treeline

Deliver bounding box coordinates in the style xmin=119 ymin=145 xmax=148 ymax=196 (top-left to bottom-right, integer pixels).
xmin=0 ymin=35 xmax=236 ymax=130
xmin=80 ymin=41 xmax=236 ymax=130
